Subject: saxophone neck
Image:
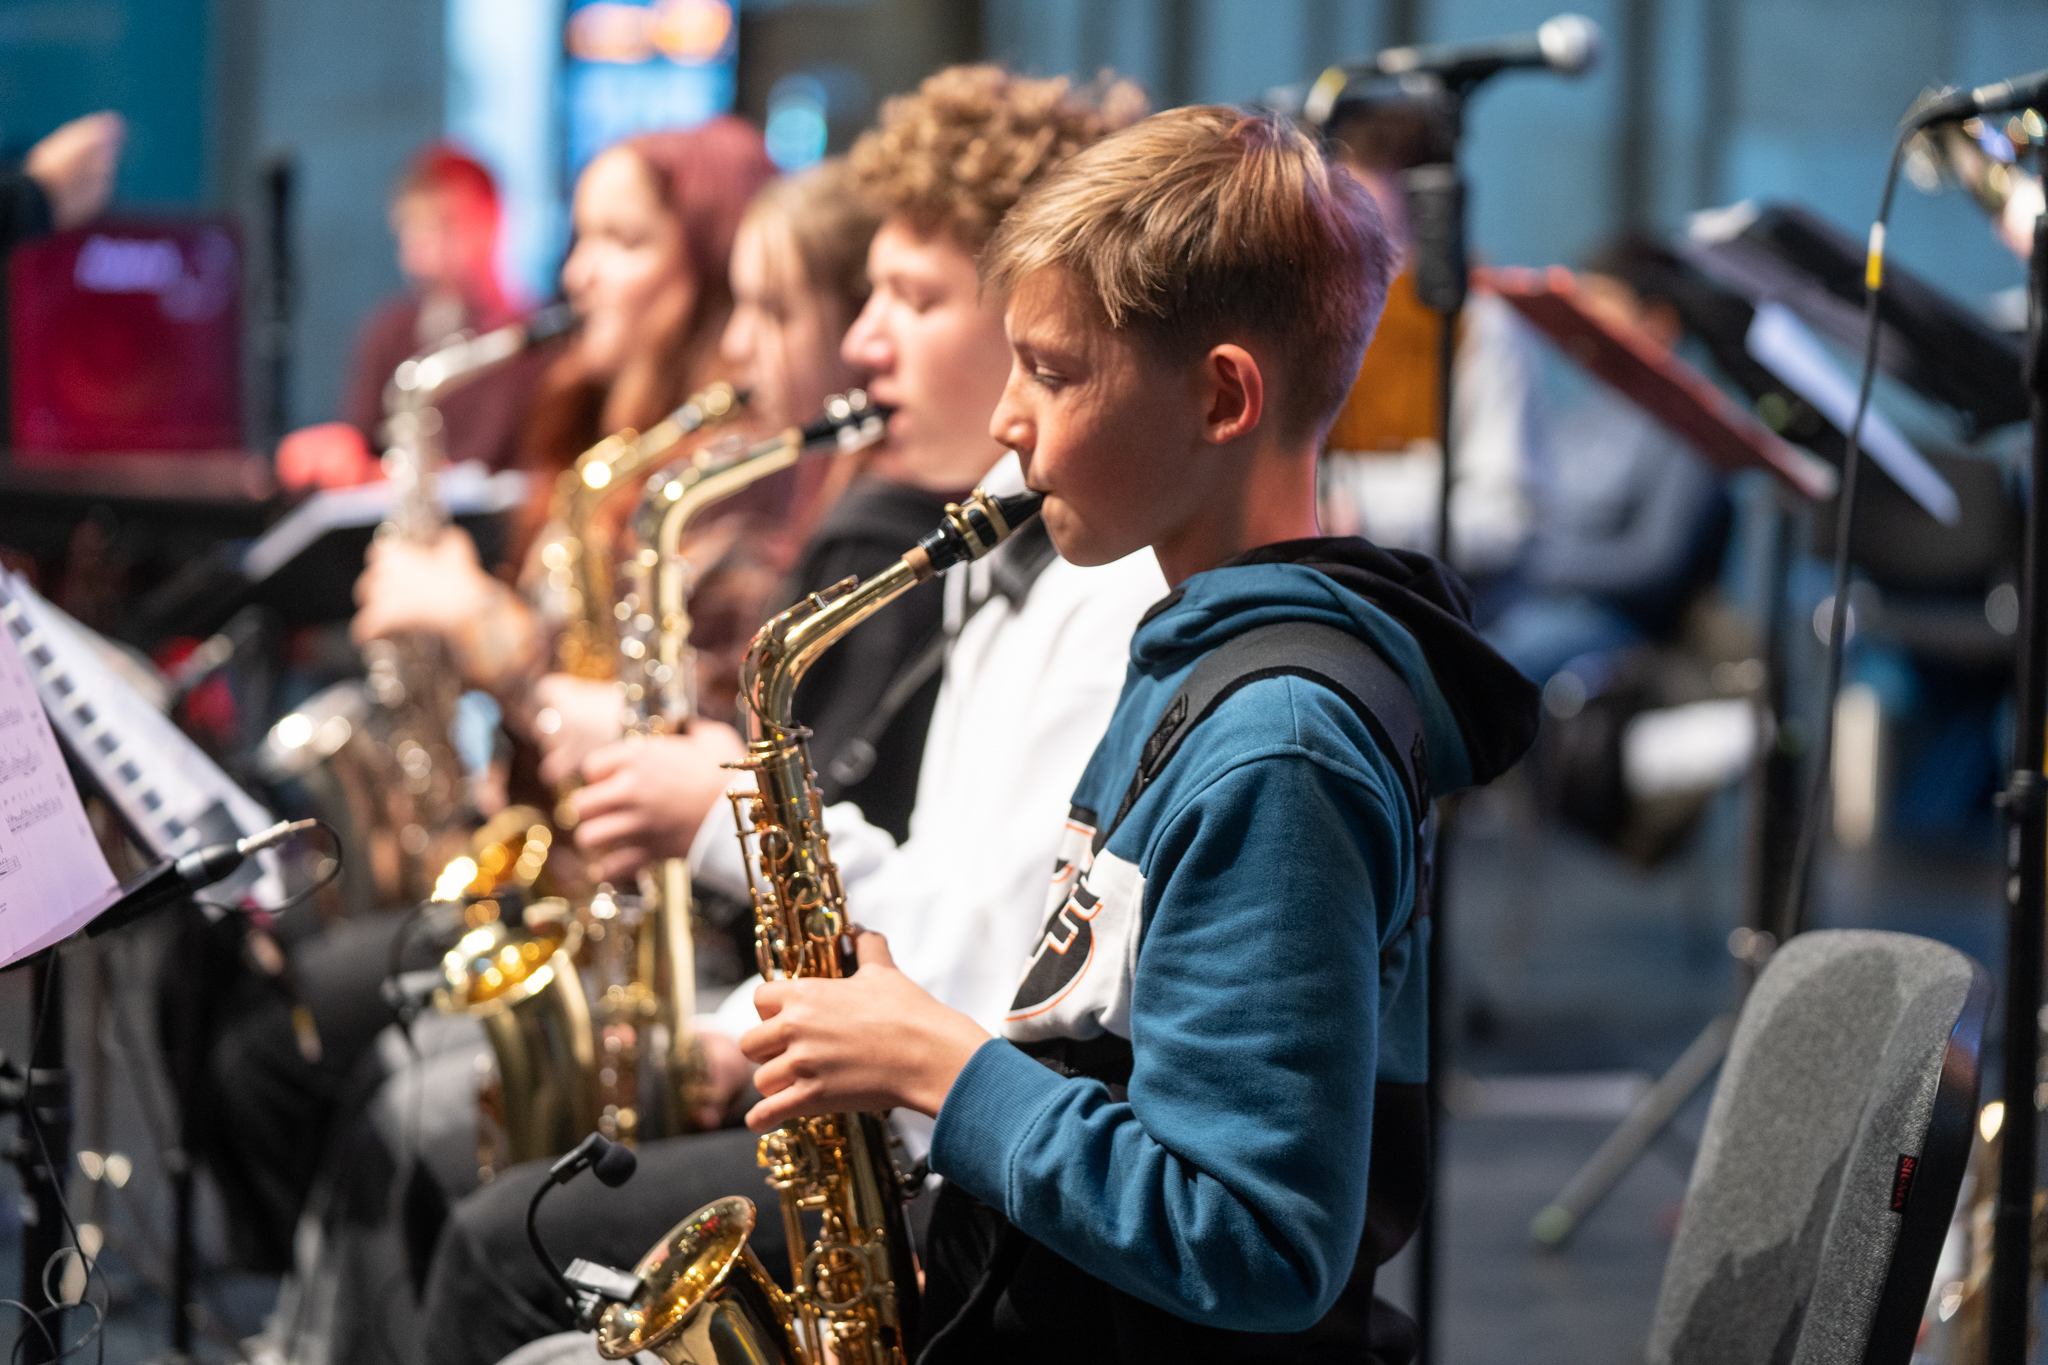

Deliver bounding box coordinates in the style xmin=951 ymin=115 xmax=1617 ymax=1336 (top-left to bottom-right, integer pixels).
xmin=736 ymin=485 xmax=1046 ymax=740
xmin=741 ymin=560 xmax=924 ymax=741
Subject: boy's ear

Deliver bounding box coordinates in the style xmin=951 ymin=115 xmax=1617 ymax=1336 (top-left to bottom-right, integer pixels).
xmin=1201 ymin=343 xmax=1264 ymax=445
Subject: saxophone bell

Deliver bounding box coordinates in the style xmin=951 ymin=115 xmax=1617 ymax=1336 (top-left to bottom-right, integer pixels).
xmin=596 ymin=1196 xmax=800 ymax=1365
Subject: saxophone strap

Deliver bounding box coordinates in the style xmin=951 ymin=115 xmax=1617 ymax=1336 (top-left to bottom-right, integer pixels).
xmin=1022 ymin=620 xmax=1435 ymax=1090
xmin=1102 ymin=619 xmax=1432 ymax=854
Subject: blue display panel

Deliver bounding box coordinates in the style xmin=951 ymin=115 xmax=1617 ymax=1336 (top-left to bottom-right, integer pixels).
xmin=563 ymin=0 xmax=738 ymax=173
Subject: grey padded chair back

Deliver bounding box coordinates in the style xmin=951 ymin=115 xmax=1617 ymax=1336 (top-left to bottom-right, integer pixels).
xmin=1648 ymin=929 xmax=1988 ymax=1365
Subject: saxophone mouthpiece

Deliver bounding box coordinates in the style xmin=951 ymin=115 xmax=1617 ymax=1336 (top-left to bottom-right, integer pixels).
xmin=914 ymin=488 xmax=1047 ymax=575
xmin=799 ymin=389 xmax=893 ymax=450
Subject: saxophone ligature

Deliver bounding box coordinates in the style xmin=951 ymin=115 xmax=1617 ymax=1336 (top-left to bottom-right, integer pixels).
xmin=589 ymin=486 xmax=1044 ymax=1365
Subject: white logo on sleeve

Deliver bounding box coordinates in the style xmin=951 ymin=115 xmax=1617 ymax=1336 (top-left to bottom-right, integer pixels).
xmin=1005 ymin=813 xmax=1144 ymax=1043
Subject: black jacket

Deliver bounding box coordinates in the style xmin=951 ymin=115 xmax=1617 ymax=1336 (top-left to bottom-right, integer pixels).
xmin=777 ymin=477 xmax=954 ymax=843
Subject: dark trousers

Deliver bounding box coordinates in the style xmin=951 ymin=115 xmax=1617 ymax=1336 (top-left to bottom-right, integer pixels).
xmin=420 ymin=1128 xmax=790 ymax=1365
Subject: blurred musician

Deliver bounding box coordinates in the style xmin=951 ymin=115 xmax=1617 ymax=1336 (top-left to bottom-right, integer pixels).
xmin=1 ymin=111 xmax=125 ymax=446
xmin=415 ymin=67 xmax=1163 ymax=1365
xmin=1316 ymin=86 xmax=1550 ymax=603
xmin=3 ymin=110 xmax=125 ymax=247
xmin=535 ymin=157 xmax=964 ymax=842
xmin=1485 ymin=235 xmax=1731 ymax=684
xmin=348 ymin=118 xmax=777 ymax=726
xmin=276 ymin=143 xmax=544 ymax=488
xmin=200 ymin=120 xmax=776 ymax=1284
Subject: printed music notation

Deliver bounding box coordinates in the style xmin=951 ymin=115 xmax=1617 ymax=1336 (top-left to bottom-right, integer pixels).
xmin=0 ymin=617 xmax=117 ymax=963
xmin=5 ymin=797 xmax=61 ymax=835
xmin=0 ymin=741 xmax=42 ymax=785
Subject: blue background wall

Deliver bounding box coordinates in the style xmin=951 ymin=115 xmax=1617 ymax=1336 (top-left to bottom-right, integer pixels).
xmin=0 ymin=0 xmax=2042 ymax=438
xmin=0 ymin=0 xmax=211 ymax=205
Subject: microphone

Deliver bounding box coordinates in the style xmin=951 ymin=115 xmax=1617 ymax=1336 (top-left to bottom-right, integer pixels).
xmin=527 ymin=1131 xmax=643 ymax=1326
xmin=548 ymin=1130 xmax=639 ymax=1189
xmin=1379 ymin=13 xmax=1601 ymax=84
xmin=84 ymin=818 xmax=316 ymax=939
xmin=1304 ymin=13 xmax=1600 ymax=124
xmin=1913 ymin=67 xmax=2048 ymax=126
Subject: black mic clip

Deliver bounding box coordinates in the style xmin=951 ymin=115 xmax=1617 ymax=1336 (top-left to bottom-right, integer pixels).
xmin=526 ymin=1131 xmax=642 ymax=1328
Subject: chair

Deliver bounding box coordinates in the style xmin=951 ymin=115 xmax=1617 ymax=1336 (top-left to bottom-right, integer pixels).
xmin=1647 ymin=929 xmax=1989 ymax=1365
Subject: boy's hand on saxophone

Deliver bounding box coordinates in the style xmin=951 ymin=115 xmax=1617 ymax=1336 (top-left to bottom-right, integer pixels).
xmin=740 ymin=929 xmax=992 ymax=1131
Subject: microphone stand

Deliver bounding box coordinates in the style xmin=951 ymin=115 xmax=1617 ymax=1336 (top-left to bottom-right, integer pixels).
xmin=1 ymin=816 xmax=308 ymax=1363
xmin=1987 ymin=200 xmax=2048 ymax=1365
xmin=4 ymin=952 xmax=72 ymax=1365
xmin=1401 ymin=105 xmax=1467 ymax=1365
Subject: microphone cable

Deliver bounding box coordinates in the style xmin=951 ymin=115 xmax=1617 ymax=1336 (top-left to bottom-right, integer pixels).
xmin=1 ymin=815 xmax=341 ymax=1364
xmin=9 ymin=950 xmax=108 ymax=1365
xmin=1782 ymin=76 xmax=2048 ymax=937
xmin=1776 ymin=129 xmax=1914 ymax=940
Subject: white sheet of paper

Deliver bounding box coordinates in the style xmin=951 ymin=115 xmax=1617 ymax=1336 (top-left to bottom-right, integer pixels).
xmin=0 ymin=622 xmax=118 ymax=965
xmin=1744 ymin=302 xmax=1961 ymax=526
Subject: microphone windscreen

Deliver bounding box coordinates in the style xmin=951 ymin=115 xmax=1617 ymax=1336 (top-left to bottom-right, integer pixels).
xmin=594 ymin=1142 xmax=638 ymax=1188
xmin=1537 ymin=14 xmax=1600 ymax=74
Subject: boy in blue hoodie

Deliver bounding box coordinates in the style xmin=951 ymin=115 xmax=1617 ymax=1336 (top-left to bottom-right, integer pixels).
xmin=738 ymin=105 xmax=1540 ymax=1363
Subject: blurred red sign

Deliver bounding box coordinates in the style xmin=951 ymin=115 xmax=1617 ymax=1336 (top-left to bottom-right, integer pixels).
xmin=10 ymin=220 xmax=242 ymax=455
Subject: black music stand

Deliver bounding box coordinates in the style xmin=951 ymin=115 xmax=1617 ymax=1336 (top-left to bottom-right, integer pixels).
xmin=1483 ymin=267 xmax=1834 ymax=1248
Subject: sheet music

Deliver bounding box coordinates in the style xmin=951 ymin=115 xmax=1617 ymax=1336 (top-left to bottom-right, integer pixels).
xmin=0 ymin=620 xmax=118 ymax=964
xmin=0 ymin=571 xmax=283 ymax=906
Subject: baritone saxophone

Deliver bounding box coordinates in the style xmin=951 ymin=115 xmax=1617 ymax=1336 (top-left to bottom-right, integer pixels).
xmin=592 ymin=487 xmax=1046 ymax=1365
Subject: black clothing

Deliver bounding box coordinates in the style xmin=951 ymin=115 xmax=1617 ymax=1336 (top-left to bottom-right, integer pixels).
xmin=420 ymin=1128 xmax=787 ymax=1365
xmin=0 ymin=171 xmax=52 ymax=257
xmin=778 ymin=476 xmax=953 ymax=842
xmin=0 ymin=170 xmax=52 ymax=447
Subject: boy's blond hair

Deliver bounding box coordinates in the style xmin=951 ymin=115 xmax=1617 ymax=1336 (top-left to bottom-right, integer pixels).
xmin=984 ymin=105 xmax=1400 ymax=440
xmin=848 ymin=64 xmax=1147 ymax=254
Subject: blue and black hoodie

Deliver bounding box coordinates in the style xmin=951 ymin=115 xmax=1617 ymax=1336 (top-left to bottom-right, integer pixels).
xmin=917 ymin=537 xmax=1540 ymax=1365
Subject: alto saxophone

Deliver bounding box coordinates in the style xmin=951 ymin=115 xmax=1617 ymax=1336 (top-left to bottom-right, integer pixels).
xmin=444 ymin=393 xmax=887 ymax=1163
xmin=593 ymin=487 xmax=1046 ymax=1365
xmin=544 ymin=383 xmax=742 ymax=682
xmin=364 ymin=304 xmax=576 ymax=902
xmin=594 ymin=389 xmax=890 ymax=1140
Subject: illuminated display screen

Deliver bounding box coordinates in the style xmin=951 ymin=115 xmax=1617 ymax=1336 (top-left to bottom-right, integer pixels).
xmin=563 ymin=0 xmax=738 ymax=173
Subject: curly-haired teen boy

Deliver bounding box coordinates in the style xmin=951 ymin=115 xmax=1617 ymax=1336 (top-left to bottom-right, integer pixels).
xmin=741 ymin=106 xmax=1539 ymax=1363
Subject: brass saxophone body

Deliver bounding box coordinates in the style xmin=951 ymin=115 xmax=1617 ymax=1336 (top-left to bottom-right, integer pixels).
xmin=545 ymin=383 xmax=742 ymax=681
xmin=593 ymin=487 xmax=1045 ymax=1365
xmin=444 ymin=392 xmax=887 ymax=1165
xmin=360 ymin=305 xmax=575 ymax=903
xmin=441 ymin=382 xmax=747 ymax=1166
xmin=598 ymin=389 xmax=890 ymax=1141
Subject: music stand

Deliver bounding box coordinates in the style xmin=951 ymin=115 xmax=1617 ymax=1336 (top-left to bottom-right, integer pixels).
xmin=1482 ymin=266 xmax=1837 ymax=1247
xmin=2 ymin=573 xmax=287 ymax=1360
